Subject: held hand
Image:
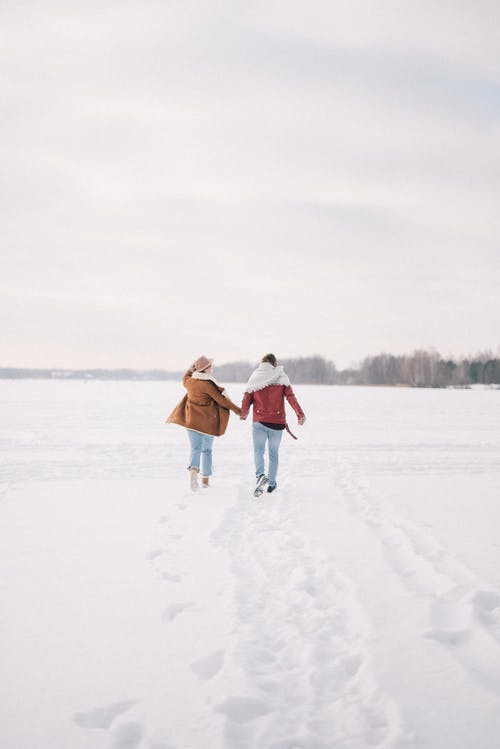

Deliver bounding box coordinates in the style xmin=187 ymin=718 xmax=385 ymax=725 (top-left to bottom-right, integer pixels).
xmin=298 ymin=415 xmax=306 ymax=426
xmin=240 ymin=413 xmax=247 ymax=420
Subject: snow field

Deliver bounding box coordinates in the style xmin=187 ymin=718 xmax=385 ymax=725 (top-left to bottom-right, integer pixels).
xmin=1 ymin=381 xmax=500 ymax=749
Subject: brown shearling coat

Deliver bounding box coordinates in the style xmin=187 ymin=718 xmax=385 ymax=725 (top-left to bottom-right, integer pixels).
xmin=167 ymin=370 xmax=241 ymax=437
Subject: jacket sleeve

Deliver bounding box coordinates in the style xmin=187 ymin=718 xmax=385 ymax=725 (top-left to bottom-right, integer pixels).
xmin=284 ymin=385 xmax=304 ymax=418
xmin=207 ymin=383 xmax=242 ymax=415
xmin=240 ymin=391 xmax=253 ymax=419
xmin=182 ymin=368 xmax=194 ymax=387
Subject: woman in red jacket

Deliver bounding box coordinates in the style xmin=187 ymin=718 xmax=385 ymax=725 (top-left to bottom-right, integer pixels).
xmin=240 ymin=353 xmax=305 ymax=496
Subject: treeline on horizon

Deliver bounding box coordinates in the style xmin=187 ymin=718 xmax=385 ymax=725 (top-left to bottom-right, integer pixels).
xmin=0 ymin=367 xmax=183 ymax=381
xmin=2 ymin=349 xmax=499 ymax=387
xmin=216 ymin=350 xmax=500 ymax=387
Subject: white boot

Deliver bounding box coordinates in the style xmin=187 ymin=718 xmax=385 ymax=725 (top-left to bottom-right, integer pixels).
xmin=201 ymin=476 xmax=209 ymax=488
xmin=190 ymin=467 xmax=199 ymax=492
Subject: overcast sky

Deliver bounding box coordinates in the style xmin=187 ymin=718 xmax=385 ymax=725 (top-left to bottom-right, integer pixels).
xmin=2 ymin=0 xmax=499 ymax=370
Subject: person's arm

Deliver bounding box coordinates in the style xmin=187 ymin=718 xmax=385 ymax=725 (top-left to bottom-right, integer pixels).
xmin=207 ymin=383 xmax=241 ymax=416
xmin=284 ymin=385 xmax=305 ymax=424
xmin=240 ymin=391 xmax=253 ymax=420
xmin=182 ymin=367 xmax=195 ymax=387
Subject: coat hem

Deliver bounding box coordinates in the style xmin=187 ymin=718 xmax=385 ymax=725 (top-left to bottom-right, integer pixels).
xmin=186 ymin=426 xmax=218 ymax=437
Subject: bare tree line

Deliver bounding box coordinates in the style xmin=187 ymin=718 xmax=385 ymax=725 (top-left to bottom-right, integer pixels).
xmin=216 ymin=350 xmax=500 ymax=387
xmin=2 ymin=350 xmax=499 ymax=386
xmin=353 ymin=350 xmax=500 ymax=387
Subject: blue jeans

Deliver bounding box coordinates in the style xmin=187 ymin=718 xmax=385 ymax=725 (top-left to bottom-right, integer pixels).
xmin=252 ymin=422 xmax=283 ymax=487
xmin=187 ymin=429 xmax=214 ymax=476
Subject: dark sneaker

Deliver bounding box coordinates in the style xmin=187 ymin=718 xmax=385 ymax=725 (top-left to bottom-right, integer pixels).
xmin=254 ymin=474 xmax=268 ymax=497
xmin=267 ymin=484 xmax=277 ymax=493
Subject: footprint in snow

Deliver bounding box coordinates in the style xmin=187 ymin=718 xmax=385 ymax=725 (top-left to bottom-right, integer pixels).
xmin=147 ymin=550 xmax=164 ymax=561
xmin=109 ymin=721 xmax=144 ymax=748
xmin=162 ymin=602 xmax=195 ymax=622
xmin=190 ymin=650 xmax=225 ymax=680
xmin=266 ymin=738 xmax=321 ymax=749
xmin=73 ymin=699 xmax=137 ymax=729
xmin=161 ymin=572 xmax=182 ymax=583
xmin=425 ymin=628 xmax=471 ymax=647
xmin=472 ymin=589 xmax=500 ymax=629
xmin=428 ymin=586 xmax=500 ymax=694
xmin=215 ymin=696 xmax=271 ymax=724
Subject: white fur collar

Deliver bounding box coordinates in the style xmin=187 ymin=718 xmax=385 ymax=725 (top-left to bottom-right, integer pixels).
xmin=245 ymin=362 xmax=290 ymax=393
xmin=192 ymin=370 xmax=227 ymax=396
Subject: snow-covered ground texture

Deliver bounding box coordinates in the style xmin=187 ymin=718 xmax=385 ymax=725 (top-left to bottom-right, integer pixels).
xmin=1 ymin=380 xmax=500 ymax=749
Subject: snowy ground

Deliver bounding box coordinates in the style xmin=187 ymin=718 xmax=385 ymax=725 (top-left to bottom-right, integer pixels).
xmin=1 ymin=380 xmax=500 ymax=749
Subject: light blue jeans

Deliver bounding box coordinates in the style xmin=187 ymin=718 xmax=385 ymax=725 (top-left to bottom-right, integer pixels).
xmin=187 ymin=429 xmax=214 ymax=476
xmin=252 ymin=422 xmax=283 ymax=487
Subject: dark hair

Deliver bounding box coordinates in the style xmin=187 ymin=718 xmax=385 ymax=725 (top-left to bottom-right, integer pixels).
xmin=261 ymin=353 xmax=277 ymax=366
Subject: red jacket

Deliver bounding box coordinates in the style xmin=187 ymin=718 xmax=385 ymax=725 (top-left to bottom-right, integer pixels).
xmin=241 ymin=384 xmax=304 ymax=424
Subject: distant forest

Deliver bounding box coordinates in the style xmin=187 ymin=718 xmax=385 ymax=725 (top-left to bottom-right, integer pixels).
xmin=216 ymin=351 xmax=500 ymax=387
xmin=2 ymin=350 xmax=500 ymax=387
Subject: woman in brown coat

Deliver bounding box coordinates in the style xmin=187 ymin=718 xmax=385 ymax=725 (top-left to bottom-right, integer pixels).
xmin=167 ymin=355 xmax=241 ymax=491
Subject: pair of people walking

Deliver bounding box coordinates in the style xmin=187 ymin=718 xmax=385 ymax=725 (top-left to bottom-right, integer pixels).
xmin=167 ymin=353 xmax=305 ymax=494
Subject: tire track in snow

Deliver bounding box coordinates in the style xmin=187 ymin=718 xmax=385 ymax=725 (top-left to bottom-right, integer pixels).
xmin=213 ymin=482 xmax=410 ymax=749
xmin=336 ymin=452 xmax=500 ymax=699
